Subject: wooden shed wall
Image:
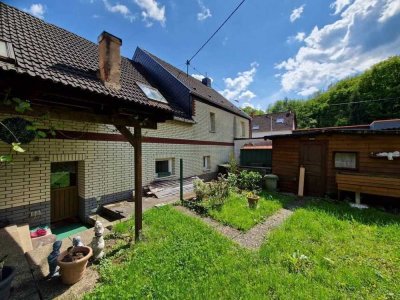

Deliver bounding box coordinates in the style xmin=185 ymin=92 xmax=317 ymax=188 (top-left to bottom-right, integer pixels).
xmin=272 ymin=134 xmax=400 ymax=195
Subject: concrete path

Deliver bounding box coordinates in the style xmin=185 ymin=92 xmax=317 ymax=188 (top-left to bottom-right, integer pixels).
xmin=175 ymin=200 xmax=304 ymax=250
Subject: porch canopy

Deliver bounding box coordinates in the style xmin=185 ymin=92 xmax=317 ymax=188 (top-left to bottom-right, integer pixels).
xmin=0 ymin=2 xmax=186 ymax=240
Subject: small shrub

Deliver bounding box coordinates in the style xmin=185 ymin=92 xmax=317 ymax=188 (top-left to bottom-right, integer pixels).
xmin=192 ymin=176 xmax=229 ymax=210
xmin=284 ymin=251 xmax=313 ymax=274
xmin=227 ymin=172 xmax=239 ymax=192
xmin=228 ymin=152 xmax=239 ymax=174
xmin=237 ymin=170 xmax=262 ymax=192
xmin=193 ymin=178 xmax=209 ymax=201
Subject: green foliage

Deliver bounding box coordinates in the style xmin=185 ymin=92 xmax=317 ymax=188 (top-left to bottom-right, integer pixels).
xmin=268 ymin=56 xmax=400 ymax=128
xmin=227 ymin=152 xmax=239 ymax=174
xmin=208 ymin=191 xmax=295 ymax=231
xmin=11 ymin=142 xmax=25 ymax=153
xmin=237 ymin=170 xmax=262 ymax=192
xmin=242 ymin=106 xmax=265 ymax=117
xmin=86 ymin=200 xmax=400 ymax=299
xmin=284 ymin=251 xmax=313 ymax=274
xmin=193 ymin=176 xmax=230 ymax=209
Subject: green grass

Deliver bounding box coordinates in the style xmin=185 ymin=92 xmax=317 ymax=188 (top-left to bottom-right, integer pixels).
xmin=85 ymin=200 xmax=400 ymax=300
xmin=208 ymin=191 xmax=295 ymax=231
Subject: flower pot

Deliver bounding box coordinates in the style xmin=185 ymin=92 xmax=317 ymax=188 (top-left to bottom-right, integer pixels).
xmin=57 ymin=246 xmax=93 ymax=285
xmin=247 ymin=196 xmax=260 ymax=209
xmin=0 ymin=266 xmax=16 ymax=300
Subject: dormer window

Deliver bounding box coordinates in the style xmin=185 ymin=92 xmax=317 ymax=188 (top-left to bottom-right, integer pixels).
xmin=0 ymin=40 xmax=16 ymax=63
xmin=137 ymin=82 xmax=167 ymax=103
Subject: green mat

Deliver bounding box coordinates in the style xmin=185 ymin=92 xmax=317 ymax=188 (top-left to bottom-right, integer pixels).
xmin=52 ymin=223 xmax=90 ymax=240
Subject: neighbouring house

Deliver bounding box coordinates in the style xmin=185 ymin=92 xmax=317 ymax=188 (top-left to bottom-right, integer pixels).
xmin=269 ymin=120 xmax=400 ymax=201
xmin=251 ymin=111 xmax=296 ymax=138
xmin=0 ymin=3 xmax=250 ymax=227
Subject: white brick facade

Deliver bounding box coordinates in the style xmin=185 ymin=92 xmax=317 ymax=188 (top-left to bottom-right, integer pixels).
xmin=0 ymin=99 xmax=249 ymax=225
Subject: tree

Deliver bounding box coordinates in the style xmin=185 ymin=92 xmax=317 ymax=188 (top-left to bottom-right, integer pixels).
xmin=242 ymin=106 xmax=265 ymax=117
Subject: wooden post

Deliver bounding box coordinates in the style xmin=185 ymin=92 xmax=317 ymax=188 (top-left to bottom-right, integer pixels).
xmin=180 ymin=159 xmax=183 ymax=202
xmin=355 ymin=191 xmax=361 ymax=205
xmin=115 ymin=125 xmax=142 ymax=241
xmin=298 ymin=166 xmax=305 ymax=197
xmin=133 ymin=126 xmax=142 ymax=241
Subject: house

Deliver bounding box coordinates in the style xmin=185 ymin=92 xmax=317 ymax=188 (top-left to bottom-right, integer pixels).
xmin=251 ymin=112 xmax=296 ymax=138
xmin=0 ymin=3 xmax=250 ymax=227
xmin=269 ymin=120 xmax=400 ymax=201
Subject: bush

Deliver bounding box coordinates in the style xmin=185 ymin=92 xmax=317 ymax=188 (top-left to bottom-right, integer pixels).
xmin=237 ymin=170 xmax=262 ymax=192
xmin=227 ymin=172 xmax=238 ymax=191
xmin=193 ymin=175 xmax=229 ymax=210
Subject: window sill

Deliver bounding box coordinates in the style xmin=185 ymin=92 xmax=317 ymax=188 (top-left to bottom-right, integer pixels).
xmin=209 ymin=130 xmax=216 ymax=133
xmin=203 ymin=169 xmax=211 ymax=173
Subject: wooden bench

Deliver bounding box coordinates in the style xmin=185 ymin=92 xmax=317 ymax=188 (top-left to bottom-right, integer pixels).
xmin=336 ymin=172 xmax=400 ymax=203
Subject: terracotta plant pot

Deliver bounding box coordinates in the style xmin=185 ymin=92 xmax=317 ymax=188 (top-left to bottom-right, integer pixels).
xmin=247 ymin=196 xmax=260 ymax=209
xmin=57 ymin=246 xmax=93 ymax=285
xmin=0 ymin=266 xmax=16 ymax=300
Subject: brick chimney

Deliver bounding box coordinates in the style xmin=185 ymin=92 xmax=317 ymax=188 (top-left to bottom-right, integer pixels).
xmin=201 ymin=77 xmax=212 ymax=88
xmin=98 ymin=31 xmax=122 ymax=90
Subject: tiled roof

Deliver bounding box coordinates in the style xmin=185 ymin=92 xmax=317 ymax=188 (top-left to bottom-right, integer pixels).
xmin=143 ymin=50 xmax=250 ymax=119
xmin=0 ymin=2 xmax=184 ymax=115
xmin=252 ymin=112 xmax=296 ymax=132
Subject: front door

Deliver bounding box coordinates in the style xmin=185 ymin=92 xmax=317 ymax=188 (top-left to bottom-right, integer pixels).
xmin=50 ymin=162 xmax=79 ymax=222
xmin=300 ymin=141 xmax=327 ymax=197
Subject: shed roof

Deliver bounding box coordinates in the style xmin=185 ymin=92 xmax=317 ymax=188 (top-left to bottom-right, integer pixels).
xmin=0 ymin=2 xmax=184 ymax=116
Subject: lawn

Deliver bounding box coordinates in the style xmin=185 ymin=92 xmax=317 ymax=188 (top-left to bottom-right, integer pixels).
xmin=208 ymin=191 xmax=295 ymax=231
xmin=85 ymin=200 xmax=400 ymax=300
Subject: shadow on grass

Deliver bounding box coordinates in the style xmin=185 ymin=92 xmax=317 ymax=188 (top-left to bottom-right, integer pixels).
xmin=301 ymin=198 xmax=400 ymax=226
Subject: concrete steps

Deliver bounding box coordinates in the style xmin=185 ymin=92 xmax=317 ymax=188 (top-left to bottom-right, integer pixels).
xmin=87 ymin=214 xmax=113 ymax=226
xmin=17 ymin=224 xmax=33 ymax=253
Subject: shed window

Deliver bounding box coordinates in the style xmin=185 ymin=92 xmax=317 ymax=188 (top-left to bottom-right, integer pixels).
xmin=210 ymin=112 xmax=216 ymax=132
xmin=334 ymin=152 xmax=357 ymax=170
xmin=252 ymin=125 xmax=260 ymax=130
xmin=203 ymin=156 xmax=211 ymax=170
xmin=155 ymin=159 xmax=173 ymax=178
xmin=276 ymin=118 xmax=284 ymax=124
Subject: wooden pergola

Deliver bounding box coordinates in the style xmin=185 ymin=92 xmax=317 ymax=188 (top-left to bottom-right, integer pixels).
xmin=0 ymin=70 xmax=175 ymax=241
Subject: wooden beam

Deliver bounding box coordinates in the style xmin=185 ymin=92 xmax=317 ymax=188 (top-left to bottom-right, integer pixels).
xmin=115 ymin=125 xmax=143 ymax=241
xmin=0 ymin=104 xmax=158 ymax=129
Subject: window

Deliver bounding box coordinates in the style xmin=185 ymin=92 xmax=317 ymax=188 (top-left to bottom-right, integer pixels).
xmin=155 ymin=159 xmax=174 ymax=178
xmin=51 ymin=162 xmax=77 ymax=189
xmin=276 ymin=118 xmax=284 ymax=124
xmin=252 ymin=125 xmax=260 ymax=130
xmin=203 ymin=156 xmax=211 ymax=170
xmin=334 ymin=152 xmax=358 ymax=170
xmin=0 ymin=40 xmax=16 ymax=62
xmin=210 ymin=112 xmax=216 ymax=132
xmin=241 ymin=121 xmax=246 ymax=137
xmin=137 ymin=82 xmax=167 ymax=103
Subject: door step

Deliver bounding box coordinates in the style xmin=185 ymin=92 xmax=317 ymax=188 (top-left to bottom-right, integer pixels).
xmin=87 ymin=214 xmax=113 ymax=226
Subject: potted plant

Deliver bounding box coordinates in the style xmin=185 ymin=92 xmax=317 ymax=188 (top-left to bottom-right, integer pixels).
xmin=57 ymin=245 xmax=93 ymax=285
xmin=0 ymin=255 xmax=16 ymax=300
xmin=246 ymin=191 xmax=260 ymax=209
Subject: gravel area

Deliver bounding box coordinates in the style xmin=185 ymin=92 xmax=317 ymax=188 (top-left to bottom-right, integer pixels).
xmin=175 ymin=199 xmax=305 ymax=250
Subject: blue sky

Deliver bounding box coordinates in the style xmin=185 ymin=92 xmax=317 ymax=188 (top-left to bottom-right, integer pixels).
xmin=7 ymin=0 xmax=400 ymax=111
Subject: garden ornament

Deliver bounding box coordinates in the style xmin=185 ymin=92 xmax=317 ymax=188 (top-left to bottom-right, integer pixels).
xmin=91 ymin=221 xmax=105 ymax=261
xmin=72 ymin=236 xmax=84 ymax=247
xmin=47 ymin=240 xmax=62 ymax=277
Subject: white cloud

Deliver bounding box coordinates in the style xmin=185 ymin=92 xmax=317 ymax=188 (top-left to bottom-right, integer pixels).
xmin=219 ymin=62 xmax=258 ymax=102
xmin=134 ymin=0 xmax=166 ymax=27
xmin=330 ymin=0 xmax=352 ymax=15
xmin=241 ymin=102 xmax=254 ymax=109
xmin=197 ymin=0 xmax=212 ymax=21
xmin=379 ymin=0 xmax=400 ymax=22
xmin=24 ymin=3 xmax=46 ymax=19
xmin=103 ymin=0 xmax=135 ymax=22
xmin=287 ymin=32 xmax=306 ymax=43
xmin=276 ymin=0 xmax=400 ymax=97
xmin=290 ymin=4 xmax=305 ymax=22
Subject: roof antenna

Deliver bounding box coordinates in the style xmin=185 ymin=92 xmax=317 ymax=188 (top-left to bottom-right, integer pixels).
xmin=186 ymin=60 xmax=190 ymax=76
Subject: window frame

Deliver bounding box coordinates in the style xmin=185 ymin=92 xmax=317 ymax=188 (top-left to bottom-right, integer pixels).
xmin=333 ymin=151 xmax=359 ymax=171
xmin=203 ymin=155 xmax=211 ymax=171
xmin=240 ymin=121 xmax=246 ymax=137
xmin=155 ymin=158 xmax=174 ymax=178
xmin=209 ymin=112 xmax=216 ymax=133
xmin=136 ymin=82 xmax=168 ymax=103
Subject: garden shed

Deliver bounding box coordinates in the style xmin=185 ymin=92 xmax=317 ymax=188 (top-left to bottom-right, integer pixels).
xmin=268 ymin=120 xmax=400 ymax=201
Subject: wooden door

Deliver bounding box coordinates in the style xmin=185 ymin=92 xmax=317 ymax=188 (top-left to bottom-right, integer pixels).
xmin=51 ymin=186 xmax=79 ymax=222
xmin=300 ymin=142 xmax=327 ymax=196
xmin=50 ymin=162 xmax=79 ymax=222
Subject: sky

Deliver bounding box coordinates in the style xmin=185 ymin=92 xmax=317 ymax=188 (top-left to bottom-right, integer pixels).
xmin=6 ymin=0 xmax=400 ymax=111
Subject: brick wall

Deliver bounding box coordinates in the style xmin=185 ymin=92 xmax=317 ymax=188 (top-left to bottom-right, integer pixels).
xmin=0 ymin=100 xmax=249 ymax=225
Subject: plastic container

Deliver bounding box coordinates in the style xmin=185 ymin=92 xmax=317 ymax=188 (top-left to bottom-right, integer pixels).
xmin=264 ymin=174 xmax=279 ymax=191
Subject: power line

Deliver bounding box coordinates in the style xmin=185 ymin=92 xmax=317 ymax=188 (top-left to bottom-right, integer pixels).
xmin=186 ymin=0 xmax=247 ymax=74
xmin=329 ymin=96 xmax=400 ymax=106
